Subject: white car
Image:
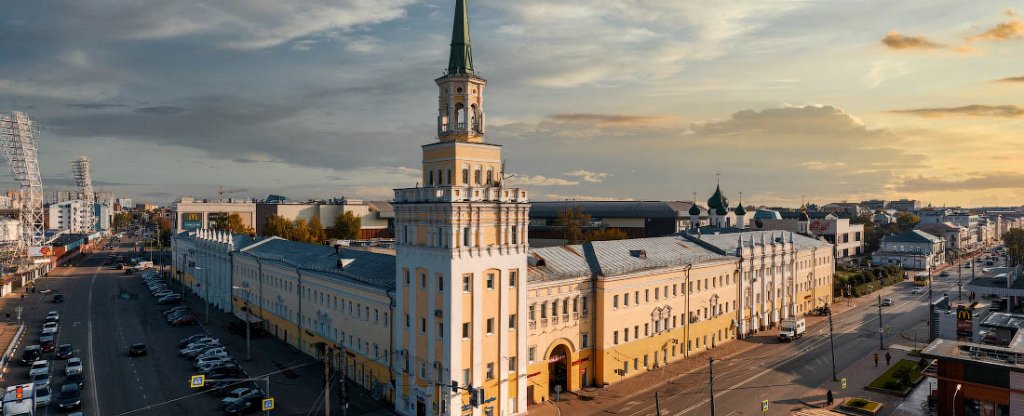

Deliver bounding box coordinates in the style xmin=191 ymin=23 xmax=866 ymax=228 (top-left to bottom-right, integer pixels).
xmin=65 ymin=358 xmax=83 ymax=376
xmin=31 ymin=372 xmax=50 ymax=388
xmin=46 ymin=311 xmax=60 ymax=322
xmin=43 ymin=322 xmax=58 ymax=332
xmin=29 ymin=360 xmax=49 ymax=377
xmin=221 ymin=388 xmax=258 ymax=406
xmin=196 ymin=348 xmax=228 ymax=360
xmin=195 ymin=355 xmax=232 ymax=368
xmin=34 ymin=384 xmax=52 ymax=408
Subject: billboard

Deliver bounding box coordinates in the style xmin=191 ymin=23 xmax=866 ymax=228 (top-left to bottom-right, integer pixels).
xmin=181 ymin=213 xmax=203 ymax=230
xmin=956 ymin=306 xmax=973 ymax=339
xmin=808 ymin=219 xmax=836 ymax=234
xmin=28 ymin=246 xmax=51 ymax=257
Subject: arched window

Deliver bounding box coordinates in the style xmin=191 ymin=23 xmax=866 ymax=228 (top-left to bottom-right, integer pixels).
xmin=462 ymin=165 xmax=470 ymax=185
xmin=428 ymin=170 xmax=434 ymax=186
xmin=455 ymin=103 xmax=465 ymax=128
xmin=474 ymin=169 xmax=482 ymax=185
xmin=470 ymin=104 xmax=478 ymax=132
xmin=446 ymin=168 xmax=452 ymax=185
xmin=486 ymin=168 xmax=493 ymax=185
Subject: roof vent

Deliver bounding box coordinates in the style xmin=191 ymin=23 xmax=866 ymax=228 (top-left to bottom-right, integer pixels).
xmin=631 ymin=250 xmax=647 ymax=259
xmin=337 ymin=258 xmax=355 ymax=269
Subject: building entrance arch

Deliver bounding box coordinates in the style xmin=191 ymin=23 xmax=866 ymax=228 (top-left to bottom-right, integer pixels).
xmin=548 ymin=344 xmax=571 ymax=394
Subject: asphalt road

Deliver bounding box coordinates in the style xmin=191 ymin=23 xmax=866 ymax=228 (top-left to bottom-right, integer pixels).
xmin=611 ymin=259 xmax=977 ymax=416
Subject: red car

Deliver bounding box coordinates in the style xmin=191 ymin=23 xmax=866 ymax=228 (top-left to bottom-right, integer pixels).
xmin=171 ymin=315 xmax=197 ymax=327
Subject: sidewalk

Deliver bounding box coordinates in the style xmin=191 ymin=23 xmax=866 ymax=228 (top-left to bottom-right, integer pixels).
xmin=531 ymin=292 xmax=883 ymax=416
xmin=800 ymin=346 xmax=917 ymax=414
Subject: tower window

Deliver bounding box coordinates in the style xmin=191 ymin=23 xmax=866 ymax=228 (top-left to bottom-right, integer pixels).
xmin=474 ymin=169 xmax=481 ymax=185
xmin=428 ymin=170 xmax=434 ymax=186
xmin=511 ymin=225 xmax=518 ymax=245
xmin=447 ymin=169 xmax=452 ymax=185
xmin=486 ymin=169 xmax=493 ymax=185
xmin=462 ymin=168 xmax=469 ymax=185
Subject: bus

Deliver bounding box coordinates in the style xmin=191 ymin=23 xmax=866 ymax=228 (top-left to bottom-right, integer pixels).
xmin=2 ymin=383 xmax=35 ymax=416
xmin=913 ymin=273 xmax=929 ymax=286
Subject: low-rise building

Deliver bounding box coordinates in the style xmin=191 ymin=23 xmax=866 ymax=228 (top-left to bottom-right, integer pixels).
xmin=174 ymin=198 xmax=257 ymax=233
xmin=255 ymin=198 xmax=393 ymax=240
xmin=528 ymin=201 xmax=704 ymax=243
xmin=172 ymin=229 xmax=261 ymax=313
xmin=917 ymin=222 xmax=974 ymax=260
xmin=753 ymin=211 xmax=865 ymax=258
xmin=922 ymin=333 xmax=1024 ymax=415
xmin=872 ymin=230 xmax=946 ymax=270
xmin=888 ymin=199 xmax=921 ymax=212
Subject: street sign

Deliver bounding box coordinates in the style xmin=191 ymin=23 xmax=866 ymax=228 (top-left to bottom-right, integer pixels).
xmin=189 ymin=375 xmax=205 ymax=388
xmin=841 ymin=378 xmax=847 ymax=390
xmin=761 ymin=400 xmax=769 ymax=412
xmin=262 ymin=398 xmax=275 ymax=411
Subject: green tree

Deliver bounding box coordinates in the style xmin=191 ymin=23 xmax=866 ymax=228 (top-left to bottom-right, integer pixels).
xmin=895 ymin=212 xmax=920 ymax=231
xmin=214 ymin=213 xmax=253 ymax=235
xmin=332 ymin=211 xmax=361 ymax=240
xmin=112 ymin=212 xmax=132 ymax=229
xmin=308 ymin=215 xmax=327 ymax=244
xmin=556 ymin=206 xmax=591 ymax=244
xmin=1003 ymin=228 xmax=1024 ymax=267
xmin=587 ymin=228 xmax=628 ymax=241
xmin=156 ymin=217 xmax=172 ymax=245
xmin=262 ymin=214 xmax=293 ymax=238
xmin=290 ymin=219 xmax=311 ymax=243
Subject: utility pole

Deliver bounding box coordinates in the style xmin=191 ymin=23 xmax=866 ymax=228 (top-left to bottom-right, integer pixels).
xmin=340 ymin=345 xmax=348 ymax=416
xmin=828 ymin=308 xmax=837 ymax=381
xmin=709 ymin=356 xmax=716 ymax=416
xmin=957 ymin=254 xmax=963 ymax=301
xmin=655 ymin=391 xmax=662 ymax=416
xmin=323 ymin=344 xmax=332 ymax=416
xmin=877 ymin=292 xmax=885 ymax=350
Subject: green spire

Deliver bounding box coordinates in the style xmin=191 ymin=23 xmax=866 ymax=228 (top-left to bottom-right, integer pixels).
xmin=447 ymin=0 xmax=474 ymax=75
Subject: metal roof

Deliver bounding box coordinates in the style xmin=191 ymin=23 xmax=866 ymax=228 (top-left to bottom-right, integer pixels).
xmin=881 ymin=230 xmax=943 ymax=244
xmin=530 ymin=201 xmax=702 ymax=219
xmin=527 ymin=235 xmax=732 ymax=282
xmin=684 ymin=229 xmax=832 ymax=255
xmin=239 ymin=237 xmax=396 ymax=290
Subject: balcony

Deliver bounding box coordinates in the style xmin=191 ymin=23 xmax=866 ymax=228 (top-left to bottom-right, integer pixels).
xmin=528 ymin=321 xmax=536 ymax=330
xmin=393 ymin=185 xmax=529 ymax=204
xmin=552 ymin=315 xmax=559 ymax=325
xmin=540 ymin=318 xmax=548 ymax=327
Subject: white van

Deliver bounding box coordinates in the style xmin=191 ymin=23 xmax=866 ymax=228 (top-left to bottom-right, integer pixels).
xmin=779 ymin=318 xmax=806 ymax=342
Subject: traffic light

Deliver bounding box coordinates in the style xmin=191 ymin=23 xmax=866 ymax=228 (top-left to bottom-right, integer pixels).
xmin=474 ymin=388 xmax=485 ymax=407
xmin=468 ymin=386 xmax=479 ymax=407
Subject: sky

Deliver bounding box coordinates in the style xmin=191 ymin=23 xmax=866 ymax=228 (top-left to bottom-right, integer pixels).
xmin=0 ymin=0 xmax=1022 ymax=208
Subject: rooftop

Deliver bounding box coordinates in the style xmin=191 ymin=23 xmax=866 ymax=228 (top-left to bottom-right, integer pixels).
xmin=880 ymin=230 xmax=943 ymax=244
xmin=530 ymin=201 xmax=702 ymax=219
xmin=921 ymin=337 xmax=1024 ymax=372
xmin=527 ymin=235 xmax=732 ymax=283
xmin=239 ymin=237 xmax=395 ymax=290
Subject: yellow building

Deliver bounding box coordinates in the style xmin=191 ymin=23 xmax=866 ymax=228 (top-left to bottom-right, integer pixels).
xmin=172 ymin=2 xmax=837 ymax=415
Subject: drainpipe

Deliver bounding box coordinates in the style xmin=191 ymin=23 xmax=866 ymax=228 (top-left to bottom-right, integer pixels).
xmin=387 ymin=290 xmax=396 ymax=399
xmin=297 ymin=268 xmax=304 ymax=354
xmin=590 ymin=274 xmax=597 ymax=387
xmin=684 ymin=263 xmax=692 ymax=358
xmin=256 ymin=257 xmax=266 ymax=335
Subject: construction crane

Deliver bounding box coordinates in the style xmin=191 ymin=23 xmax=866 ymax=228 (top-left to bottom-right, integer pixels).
xmin=218 ymin=186 xmax=248 ymax=197
xmin=0 ymin=111 xmax=45 ymax=267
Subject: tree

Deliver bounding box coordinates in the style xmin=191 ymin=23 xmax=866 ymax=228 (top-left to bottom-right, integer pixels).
xmin=587 ymin=228 xmax=628 ymax=241
xmin=556 ymin=206 xmax=591 ymax=245
xmin=156 ymin=217 xmax=172 ymax=245
xmin=262 ymin=214 xmax=293 ymax=238
xmin=895 ymin=212 xmax=920 ymax=231
xmin=308 ymin=215 xmax=327 ymax=244
xmin=332 ymin=211 xmax=361 ymax=240
xmin=215 ymin=213 xmax=253 ymax=235
xmin=1003 ymin=228 xmax=1024 ymax=267
xmin=112 ymin=212 xmax=132 ymax=229
xmin=289 ymin=219 xmax=312 ymax=243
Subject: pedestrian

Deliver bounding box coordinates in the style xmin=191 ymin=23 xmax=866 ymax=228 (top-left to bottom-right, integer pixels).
xmin=826 ymin=389 xmax=834 ymax=405
xmin=885 ymin=351 xmax=892 ymax=366
xmin=873 ymin=353 xmax=879 ymax=367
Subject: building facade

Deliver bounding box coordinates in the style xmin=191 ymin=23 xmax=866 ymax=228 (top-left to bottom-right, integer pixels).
xmin=871 ymin=230 xmax=946 ymax=270
xmin=255 ymin=198 xmax=393 ymax=240
xmin=172 ymin=229 xmax=259 ymax=313
xmin=174 ymin=198 xmax=257 ymax=233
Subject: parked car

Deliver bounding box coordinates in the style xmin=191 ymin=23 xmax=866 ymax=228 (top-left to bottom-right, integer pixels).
xmin=224 ymin=391 xmax=263 ymax=415
xmin=21 ymin=345 xmax=41 ymax=364
xmin=56 ymin=383 xmax=82 ymax=410
xmin=204 ymin=364 xmax=244 ymax=377
xmin=64 ymin=372 xmax=85 ymax=390
xmin=158 ymin=294 xmax=182 ymax=305
xmin=53 ymin=294 xmax=64 ymax=303
xmin=179 ymin=334 xmax=208 ymax=347
xmin=196 ymin=356 xmax=234 ymax=369
xmin=29 ymin=360 xmax=49 ymax=377
xmin=55 ymin=343 xmax=74 ymax=359
xmin=46 ymin=311 xmax=60 ymax=322
xmin=129 ymin=343 xmax=147 ymax=357
xmin=171 ymin=315 xmax=198 ymax=327
xmin=65 ymin=358 xmax=83 ymax=376
xmin=181 ymin=344 xmax=221 ymax=358
xmin=34 ymin=384 xmax=52 ymax=408
xmin=195 ymin=348 xmax=228 ymax=360
xmin=221 ymin=388 xmax=258 ymax=406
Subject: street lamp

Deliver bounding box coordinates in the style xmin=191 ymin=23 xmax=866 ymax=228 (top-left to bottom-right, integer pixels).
xmin=232 ymin=285 xmax=252 ymax=361
xmin=952 ymin=383 xmax=962 ymax=416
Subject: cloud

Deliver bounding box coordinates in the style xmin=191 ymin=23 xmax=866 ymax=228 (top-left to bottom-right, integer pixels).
xmin=863 ymin=61 xmax=909 ymax=88
xmin=881 ymin=32 xmax=945 ymax=50
xmin=510 ymin=175 xmax=579 ymax=187
xmin=563 ymin=170 xmax=609 ymax=183
xmin=135 ymin=106 xmax=186 ymax=115
xmin=967 ymin=10 xmax=1024 ymax=42
xmin=801 ymin=161 xmax=848 ymax=171
xmin=997 ymin=76 xmax=1024 ymax=83
xmin=549 ymin=113 xmax=675 ymax=127
xmin=889 ymin=105 xmax=1024 ymax=118
xmin=898 ymin=172 xmax=1024 ymax=192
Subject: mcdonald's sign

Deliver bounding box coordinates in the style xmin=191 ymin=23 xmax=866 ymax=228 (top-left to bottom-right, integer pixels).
xmin=956 ymin=307 xmax=972 ymax=321
xmin=956 ymin=306 xmax=973 ymax=338
xmin=182 ymin=212 xmax=203 ymax=230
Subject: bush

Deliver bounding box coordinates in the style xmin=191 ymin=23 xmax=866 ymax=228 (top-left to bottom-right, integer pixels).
xmin=884 ymin=380 xmax=903 ymax=390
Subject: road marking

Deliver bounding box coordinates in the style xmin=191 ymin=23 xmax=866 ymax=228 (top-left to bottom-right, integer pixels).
xmin=87 ymin=268 xmax=101 ymax=415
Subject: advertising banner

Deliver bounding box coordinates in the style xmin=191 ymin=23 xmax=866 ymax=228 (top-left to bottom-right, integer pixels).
xmin=181 ymin=212 xmax=203 ymax=230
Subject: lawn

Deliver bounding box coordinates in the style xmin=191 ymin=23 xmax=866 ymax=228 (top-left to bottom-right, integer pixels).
xmin=867 ymin=358 xmax=925 ymax=395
